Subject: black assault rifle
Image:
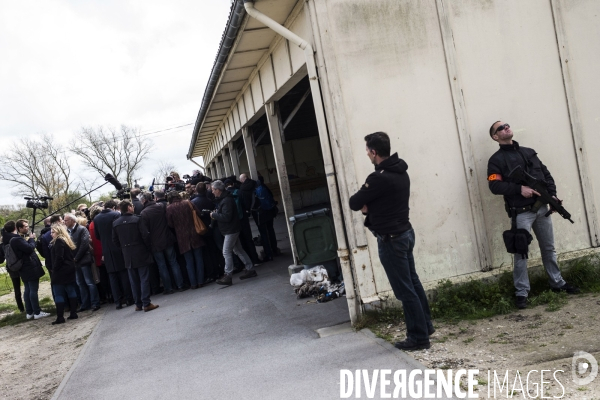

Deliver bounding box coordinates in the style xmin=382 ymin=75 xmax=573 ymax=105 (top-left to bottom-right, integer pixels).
xmin=507 ymin=165 xmax=574 ymax=223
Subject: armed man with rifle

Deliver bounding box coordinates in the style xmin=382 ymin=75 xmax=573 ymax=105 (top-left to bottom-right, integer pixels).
xmin=487 ymin=121 xmax=579 ymax=309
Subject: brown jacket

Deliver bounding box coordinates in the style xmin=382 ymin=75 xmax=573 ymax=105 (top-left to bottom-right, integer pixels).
xmin=166 ymin=198 xmax=204 ymax=253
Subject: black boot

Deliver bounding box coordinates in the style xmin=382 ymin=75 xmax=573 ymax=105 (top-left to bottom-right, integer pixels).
xmin=67 ymin=298 xmax=79 ymax=320
xmin=52 ymin=303 xmax=66 ymax=325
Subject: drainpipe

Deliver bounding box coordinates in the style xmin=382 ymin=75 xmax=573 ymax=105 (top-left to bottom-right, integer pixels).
xmin=243 ymin=0 xmax=361 ymax=324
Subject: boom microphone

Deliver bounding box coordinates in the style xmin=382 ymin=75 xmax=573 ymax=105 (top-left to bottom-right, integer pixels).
xmin=104 ymin=174 xmax=123 ymax=191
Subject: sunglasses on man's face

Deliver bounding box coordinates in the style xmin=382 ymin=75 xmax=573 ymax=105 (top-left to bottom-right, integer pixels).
xmin=495 ymin=123 xmax=510 ymax=134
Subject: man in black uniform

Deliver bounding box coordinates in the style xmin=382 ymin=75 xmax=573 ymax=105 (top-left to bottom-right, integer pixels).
xmin=487 ymin=121 xmax=579 ymax=309
xmin=350 ymin=132 xmax=433 ymax=351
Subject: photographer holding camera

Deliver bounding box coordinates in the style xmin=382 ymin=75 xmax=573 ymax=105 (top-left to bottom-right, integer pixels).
xmin=1 ymin=220 xmax=49 ymax=319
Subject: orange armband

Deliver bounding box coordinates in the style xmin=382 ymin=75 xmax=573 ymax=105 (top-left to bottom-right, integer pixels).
xmin=487 ymin=174 xmax=503 ymax=181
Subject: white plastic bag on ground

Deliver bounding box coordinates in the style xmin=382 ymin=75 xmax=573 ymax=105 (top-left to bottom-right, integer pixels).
xmin=289 ymin=266 xmax=329 ymax=287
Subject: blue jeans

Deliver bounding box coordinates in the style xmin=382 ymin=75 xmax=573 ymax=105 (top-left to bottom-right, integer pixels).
xmin=128 ymin=266 xmax=151 ymax=308
xmin=377 ymin=229 xmax=432 ymax=343
xmin=23 ymin=279 xmax=41 ymax=315
xmin=223 ymin=232 xmax=253 ymax=275
xmin=76 ymin=264 xmax=100 ymax=309
xmin=53 ymin=283 xmax=78 ymax=304
xmin=183 ymin=247 xmax=205 ymax=287
xmin=153 ymin=246 xmax=184 ymax=291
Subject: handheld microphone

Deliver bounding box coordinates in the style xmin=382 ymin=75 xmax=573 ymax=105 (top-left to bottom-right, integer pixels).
xmin=104 ymin=174 xmax=123 ymax=191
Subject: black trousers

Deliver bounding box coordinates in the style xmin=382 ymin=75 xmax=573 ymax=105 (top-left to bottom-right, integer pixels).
xmin=128 ymin=266 xmax=151 ymax=308
xmin=108 ymin=269 xmax=133 ymax=305
xmin=9 ymin=272 xmax=24 ymax=312
xmin=96 ymin=264 xmax=112 ymax=302
xmin=240 ymin=217 xmax=260 ymax=263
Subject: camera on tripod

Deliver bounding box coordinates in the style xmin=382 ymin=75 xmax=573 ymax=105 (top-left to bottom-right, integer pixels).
xmin=24 ymin=196 xmax=53 ymax=209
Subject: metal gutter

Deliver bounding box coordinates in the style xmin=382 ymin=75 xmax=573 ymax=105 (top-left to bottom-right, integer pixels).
xmin=186 ymin=0 xmax=246 ymax=160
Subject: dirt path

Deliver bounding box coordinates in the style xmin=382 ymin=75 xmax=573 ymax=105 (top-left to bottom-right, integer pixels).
xmin=0 ymin=281 xmax=104 ymax=400
xmin=376 ymin=293 xmax=600 ymax=399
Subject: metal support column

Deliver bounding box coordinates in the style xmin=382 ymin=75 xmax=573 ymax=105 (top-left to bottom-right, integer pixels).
xmin=265 ymin=101 xmax=299 ymax=264
xmin=229 ymin=142 xmax=241 ymax=178
xmin=242 ymin=127 xmax=258 ymax=180
xmin=222 ymin=150 xmax=232 ymax=177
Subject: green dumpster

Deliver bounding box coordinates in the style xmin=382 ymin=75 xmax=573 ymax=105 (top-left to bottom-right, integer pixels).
xmin=289 ymin=208 xmax=340 ymax=279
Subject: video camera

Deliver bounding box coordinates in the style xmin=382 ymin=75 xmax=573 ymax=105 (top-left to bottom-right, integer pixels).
xmin=113 ymin=187 xmax=132 ymax=201
xmin=24 ymin=196 xmax=53 ymax=210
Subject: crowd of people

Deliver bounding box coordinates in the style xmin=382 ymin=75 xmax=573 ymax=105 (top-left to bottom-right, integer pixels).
xmin=0 ymin=171 xmax=281 ymax=325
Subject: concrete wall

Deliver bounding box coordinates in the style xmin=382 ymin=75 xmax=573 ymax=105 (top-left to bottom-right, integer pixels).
xmin=311 ymin=0 xmax=600 ymax=297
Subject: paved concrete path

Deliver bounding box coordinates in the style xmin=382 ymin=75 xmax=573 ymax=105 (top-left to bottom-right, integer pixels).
xmin=53 ymin=219 xmax=445 ymax=400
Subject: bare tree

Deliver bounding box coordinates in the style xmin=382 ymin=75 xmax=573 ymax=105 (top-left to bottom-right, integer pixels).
xmin=152 ymin=161 xmax=176 ymax=191
xmin=71 ymin=125 xmax=153 ymax=187
xmin=79 ymin=176 xmax=101 ymax=203
xmin=0 ymin=134 xmax=76 ymax=215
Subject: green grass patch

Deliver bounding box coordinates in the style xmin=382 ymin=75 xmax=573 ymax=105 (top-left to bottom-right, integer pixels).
xmin=0 ymin=296 xmax=55 ymax=328
xmin=357 ymin=255 xmax=600 ymax=331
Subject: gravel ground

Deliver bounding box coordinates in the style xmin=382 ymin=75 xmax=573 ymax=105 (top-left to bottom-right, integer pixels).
xmin=374 ymin=293 xmax=600 ymax=399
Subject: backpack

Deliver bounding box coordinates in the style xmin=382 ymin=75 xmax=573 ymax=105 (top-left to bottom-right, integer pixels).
xmin=255 ymin=184 xmax=275 ymax=211
xmin=3 ymin=238 xmax=23 ymax=272
xmin=231 ymin=189 xmax=244 ymax=220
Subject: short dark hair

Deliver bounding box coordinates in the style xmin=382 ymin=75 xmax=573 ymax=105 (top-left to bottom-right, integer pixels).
xmin=154 ymin=190 xmax=166 ymax=200
xmin=196 ymin=183 xmax=207 ymax=195
xmin=130 ymin=188 xmax=141 ymax=198
xmin=104 ymin=200 xmax=118 ymax=210
xmin=118 ymin=200 xmax=132 ymax=214
xmin=489 ymin=121 xmax=501 ymax=138
xmin=3 ymin=220 xmax=16 ymax=233
xmin=50 ymin=215 xmax=62 ymax=224
xmin=167 ymin=191 xmax=181 ymax=204
xmin=16 ymin=219 xmax=28 ymax=230
xmin=364 ymin=132 xmax=391 ymax=158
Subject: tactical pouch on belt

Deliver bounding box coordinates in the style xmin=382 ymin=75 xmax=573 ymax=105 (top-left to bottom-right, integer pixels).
xmin=502 ymin=209 xmax=533 ymax=259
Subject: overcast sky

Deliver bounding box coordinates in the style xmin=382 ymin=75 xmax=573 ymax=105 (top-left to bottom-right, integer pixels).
xmin=0 ymin=0 xmax=233 ymax=206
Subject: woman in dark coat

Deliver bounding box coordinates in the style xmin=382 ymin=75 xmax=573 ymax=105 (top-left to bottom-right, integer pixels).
xmin=166 ymin=191 xmax=206 ymax=289
xmin=4 ymin=220 xmax=48 ymax=319
xmin=50 ymin=224 xmax=79 ymax=324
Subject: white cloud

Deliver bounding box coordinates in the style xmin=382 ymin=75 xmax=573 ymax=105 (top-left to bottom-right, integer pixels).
xmin=0 ymin=0 xmax=231 ymax=205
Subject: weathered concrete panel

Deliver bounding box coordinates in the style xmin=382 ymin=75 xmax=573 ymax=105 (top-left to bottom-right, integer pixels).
xmin=322 ymin=0 xmax=481 ymax=288
xmin=557 ymin=0 xmax=600 ymax=243
xmin=273 ymin=41 xmax=292 ymax=92
xmin=250 ymin=75 xmax=264 ymax=111
xmin=289 ymin=10 xmax=312 ymax=73
xmin=259 ymin=58 xmax=277 ymax=102
xmin=448 ymin=0 xmax=591 ymax=266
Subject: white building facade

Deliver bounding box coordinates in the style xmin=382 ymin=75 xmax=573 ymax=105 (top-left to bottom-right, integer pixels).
xmin=188 ymin=0 xmax=600 ymax=323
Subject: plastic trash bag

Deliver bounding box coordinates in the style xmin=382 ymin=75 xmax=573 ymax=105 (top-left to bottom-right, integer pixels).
xmin=289 ymin=266 xmax=329 ymax=287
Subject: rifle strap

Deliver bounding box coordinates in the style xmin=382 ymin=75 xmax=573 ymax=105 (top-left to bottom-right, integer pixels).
xmin=511 ymin=208 xmax=518 ymax=231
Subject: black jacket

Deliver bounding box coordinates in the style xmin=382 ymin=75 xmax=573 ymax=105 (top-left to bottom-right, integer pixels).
xmin=487 ymin=141 xmax=557 ymax=209
xmin=191 ymin=194 xmax=216 ymax=226
xmin=50 ymin=238 xmax=76 ymax=285
xmin=132 ymin=198 xmax=144 ymax=216
xmin=349 ymin=153 xmax=412 ymax=236
xmin=239 ymin=179 xmax=256 ymax=215
xmin=211 ymin=192 xmax=240 ymax=235
xmin=112 ymin=213 xmax=153 ymax=269
xmin=93 ymin=209 xmax=126 ymax=273
xmin=140 ymin=201 xmax=176 ymax=253
xmin=2 ymin=231 xmax=45 ymax=282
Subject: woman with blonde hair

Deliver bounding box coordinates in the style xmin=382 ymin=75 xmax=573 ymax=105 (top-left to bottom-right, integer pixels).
xmin=50 ymin=223 xmax=79 ymax=324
